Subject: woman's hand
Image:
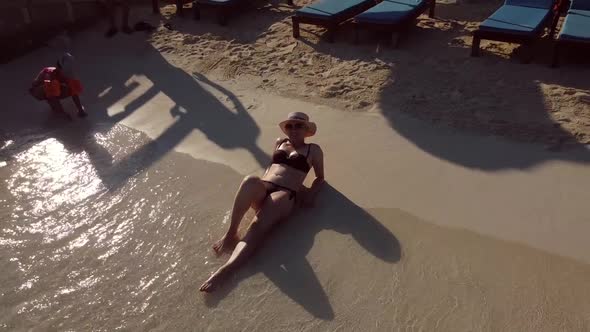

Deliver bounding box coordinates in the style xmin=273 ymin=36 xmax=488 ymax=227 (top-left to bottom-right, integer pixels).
xmin=300 ymin=144 xmax=324 ymax=209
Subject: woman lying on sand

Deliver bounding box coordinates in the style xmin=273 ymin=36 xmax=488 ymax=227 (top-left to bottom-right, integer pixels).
xmin=200 ymin=112 xmax=325 ymax=292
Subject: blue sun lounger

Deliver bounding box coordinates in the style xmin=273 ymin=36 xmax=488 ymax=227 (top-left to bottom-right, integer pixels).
xmin=292 ymin=0 xmax=378 ymax=42
xmin=351 ymin=0 xmax=436 ymax=47
xmin=471 ymin=0 xmax=559 ymax=62
xmin=552 ymin=0 xmax=590 ymax=66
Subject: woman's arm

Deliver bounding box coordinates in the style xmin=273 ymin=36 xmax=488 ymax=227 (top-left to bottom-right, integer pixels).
xmin=302 ymin=144 xmax=324 ymax=207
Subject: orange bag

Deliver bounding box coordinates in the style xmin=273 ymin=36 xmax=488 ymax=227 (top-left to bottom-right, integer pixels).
xmin=68 ymin=79 xmax=83 ymax=96
xmin=43 ymin=79 xmax=61 ymax=98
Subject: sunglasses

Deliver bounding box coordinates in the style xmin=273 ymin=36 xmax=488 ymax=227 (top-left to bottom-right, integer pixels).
xmin=285 ymin=123 xmax=305 ymax=130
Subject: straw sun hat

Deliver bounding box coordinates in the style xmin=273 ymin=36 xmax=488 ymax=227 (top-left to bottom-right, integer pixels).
xmin=279 ymin=112 xmax=317 ymax=137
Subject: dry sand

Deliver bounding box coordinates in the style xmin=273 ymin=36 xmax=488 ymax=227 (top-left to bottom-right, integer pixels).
xmin=151 ymin=0 xmax=590 ymax=148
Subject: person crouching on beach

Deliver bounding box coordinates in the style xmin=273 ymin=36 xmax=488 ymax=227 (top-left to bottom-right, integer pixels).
xmin=29 ymin=53 xmax=87 ymax=119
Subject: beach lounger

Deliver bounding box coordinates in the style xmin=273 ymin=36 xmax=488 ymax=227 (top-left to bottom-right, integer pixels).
xmin=352 ymin=0 xmax=436 ymax=47
xmin=292 ymin=0 xmax=378 ymax=42
xmin=551 ymin=0 xmax=590 ymax=66
xmin=471 ymin=0 xmax=559 ymax=62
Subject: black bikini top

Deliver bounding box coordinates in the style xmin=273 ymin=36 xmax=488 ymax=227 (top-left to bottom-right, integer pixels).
xmin=272 ymin=139 xmax=311 ymax=173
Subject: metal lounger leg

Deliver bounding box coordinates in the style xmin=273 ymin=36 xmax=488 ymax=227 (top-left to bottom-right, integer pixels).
xmin=193 ymin=1 xmax=200 ymax=19
xmin=471 ymin=35 xmax=481 ymax=57
xmin=176 ymin=0 xmax=184 ymax=16
xmin=292 ymin=17 xmax=300 ymax=38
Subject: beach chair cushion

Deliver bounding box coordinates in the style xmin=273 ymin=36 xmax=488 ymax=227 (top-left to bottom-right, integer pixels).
xmin=354 ymin=0 xmax=426 ymax=24
xmin=558 ymin=9 xmax=590 ymax=41
xmin=296 ymin=0 xmax=374 ymax=20
xmin=479 ymin=4 xmax=551 ymax=36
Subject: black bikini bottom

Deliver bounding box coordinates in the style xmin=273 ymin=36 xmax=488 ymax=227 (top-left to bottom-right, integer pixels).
xmin=262 ymin=181 xmax=296 ymax=201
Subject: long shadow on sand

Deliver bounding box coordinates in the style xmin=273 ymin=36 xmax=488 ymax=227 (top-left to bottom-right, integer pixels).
xmin=203 ymin=183 xmax=401 ymax=319
xmin=103 ymin=69 xmax=268 ymax=190
xmin=60 ymin=35 xmax=269 ymax=191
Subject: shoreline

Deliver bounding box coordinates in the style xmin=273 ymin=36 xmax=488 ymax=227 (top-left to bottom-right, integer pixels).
xmin=2 ymin=6 xmax=590 ymax=329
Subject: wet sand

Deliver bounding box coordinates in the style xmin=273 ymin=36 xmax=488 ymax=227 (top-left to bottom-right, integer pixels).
xmin=2 ymin=7 xmax=590 ymax=331
xmin=2 ymin=125 xmax=590 ymax=331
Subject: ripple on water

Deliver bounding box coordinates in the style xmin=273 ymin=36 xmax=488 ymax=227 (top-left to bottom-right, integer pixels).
xmin=1 ymin=123 xmax=241 ymax=330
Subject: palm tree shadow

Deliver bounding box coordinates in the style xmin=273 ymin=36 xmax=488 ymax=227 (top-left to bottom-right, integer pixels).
xmin=203 ymin=183 xmax=401 ymax=320
xmin=376 ymin=4 xmax=590 ymax=170
xmin=71 ymin=40 xmax=269 ymax=192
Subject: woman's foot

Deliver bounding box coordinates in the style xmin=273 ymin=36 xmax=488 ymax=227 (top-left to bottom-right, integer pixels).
xmin=77 ymin=109 xmax=88 ymax=118
xmin=212 ymin=233 xmax=239 ymax=254
xmin=199 ymin=267 xmax=228 ymax=292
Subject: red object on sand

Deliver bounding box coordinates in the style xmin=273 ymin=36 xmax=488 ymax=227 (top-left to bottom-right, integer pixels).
xmin=43 ymin=79 xmax=62 ymax=98
xmin=68 ymin=79 xmax=84 ymax=96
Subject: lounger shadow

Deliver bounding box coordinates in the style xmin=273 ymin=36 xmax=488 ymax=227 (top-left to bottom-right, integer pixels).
xmin=471 ymin=0 xmax=559 ymax=63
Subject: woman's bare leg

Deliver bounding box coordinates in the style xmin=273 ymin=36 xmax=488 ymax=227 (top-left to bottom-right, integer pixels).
xmin=212 ymin=175 xmax=267 ymax=254
xmin=201 ymin=191 xmax=294 ymax=292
